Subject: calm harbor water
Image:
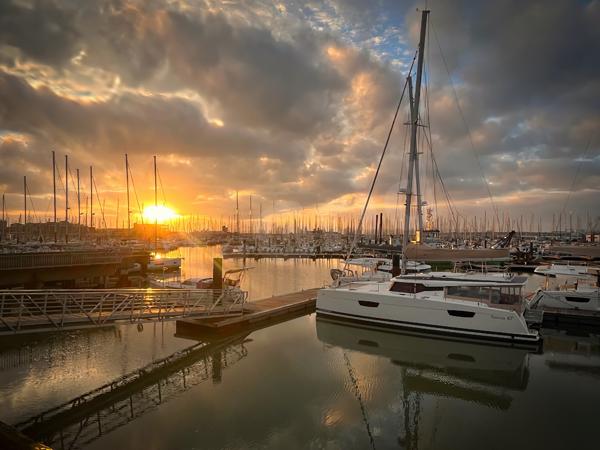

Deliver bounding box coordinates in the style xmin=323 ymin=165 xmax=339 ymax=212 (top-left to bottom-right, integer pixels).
xmin=1 ymin=246 xmax=599 ymax=449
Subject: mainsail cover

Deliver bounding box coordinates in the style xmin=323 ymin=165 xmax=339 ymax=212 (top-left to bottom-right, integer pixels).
xmin=404 ymin=243 xmax=510 ymax=262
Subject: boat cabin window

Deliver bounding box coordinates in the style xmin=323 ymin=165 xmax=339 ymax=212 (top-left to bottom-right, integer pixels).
xmin=390 ymin=282 xmax=443 ymax=293
xmin=446 ymin=286 xmax=522 ymax=305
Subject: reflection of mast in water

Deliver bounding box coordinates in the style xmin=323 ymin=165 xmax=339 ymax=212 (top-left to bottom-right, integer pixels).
xmin=342 ymin=350 xmax=377 ymax=450
xmin=398 ymin=366 xmax=421 ymax=450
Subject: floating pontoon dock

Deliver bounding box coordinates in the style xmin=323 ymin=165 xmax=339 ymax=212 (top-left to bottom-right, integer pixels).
xmin=176 ymin=288 xmax=318 ymax=336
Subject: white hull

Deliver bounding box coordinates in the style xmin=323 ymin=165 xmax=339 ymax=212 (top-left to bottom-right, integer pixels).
xmin=529 ymin=289 xmax=600 ymax=312
xmin=317 ymin=286 xmax=539 ymax=345
xmin=534 ymin=264 xmax=592 ymax=277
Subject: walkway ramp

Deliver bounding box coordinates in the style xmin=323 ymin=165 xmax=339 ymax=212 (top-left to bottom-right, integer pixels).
xmin=0 ymin=288 xmax=247 ymax=335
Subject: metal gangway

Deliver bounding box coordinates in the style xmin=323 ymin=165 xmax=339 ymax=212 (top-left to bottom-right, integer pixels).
xmin=0 ymin=288 xmax=247 ymax=334
xmin=15 ymin=335 xmax=249 ymax=450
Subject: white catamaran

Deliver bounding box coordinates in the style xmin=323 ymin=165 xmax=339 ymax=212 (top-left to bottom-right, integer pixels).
xmin=316 ymin=9 xmax=540 ymax=346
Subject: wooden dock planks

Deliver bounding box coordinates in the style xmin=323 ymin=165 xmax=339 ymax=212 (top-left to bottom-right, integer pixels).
xmin=176 ymin=288 xmax=319 ymax=336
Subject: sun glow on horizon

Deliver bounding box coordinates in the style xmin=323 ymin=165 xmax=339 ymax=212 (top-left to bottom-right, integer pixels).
xmin=143 ymin=205 xmax=179 ymax=223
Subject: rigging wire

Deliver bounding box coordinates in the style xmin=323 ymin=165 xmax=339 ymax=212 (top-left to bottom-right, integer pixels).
xmin=345 ymin=50 xmax=418 ymax=261
xmin=93 ymin=177 xmax=107 ymax=229
xmin=157 ymin=167 xmax=167 ymax=205
xmin=128 ymin=165 xmax=145 ymax=224
xmin=422 ymin=130 xmax=459 ymax=233
xmin=25 ymin=184 xmax=40 ymax=224
xmin=422 ymin=24 xmax=440 ymax=229
xmin=559 ymin=134 xmax=594 ymax=220
xmin=431 ymin=20 xmax=500 ymax=227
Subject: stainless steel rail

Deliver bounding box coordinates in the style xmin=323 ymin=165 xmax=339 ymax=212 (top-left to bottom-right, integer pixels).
xmin=0 ymin=288 xmax=247 ymax=334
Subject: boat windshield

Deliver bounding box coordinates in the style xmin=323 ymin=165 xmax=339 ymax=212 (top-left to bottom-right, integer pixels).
xmin=445 ymin=285 xmax=523 ymax=305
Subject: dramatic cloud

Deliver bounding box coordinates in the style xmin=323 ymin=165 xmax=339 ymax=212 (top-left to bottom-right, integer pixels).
xmin=0 ymin=0 xmax=598 ymax=228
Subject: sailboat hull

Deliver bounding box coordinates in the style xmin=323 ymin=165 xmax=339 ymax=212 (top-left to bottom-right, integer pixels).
xmin=317 ymin=287 xmax=540 ymax=346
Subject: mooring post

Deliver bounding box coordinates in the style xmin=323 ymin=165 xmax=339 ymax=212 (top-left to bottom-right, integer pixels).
xmin=212 ymin=257 xmax=223 ymax=290
xmin=392 ymin=254 xmax=401 ymax=277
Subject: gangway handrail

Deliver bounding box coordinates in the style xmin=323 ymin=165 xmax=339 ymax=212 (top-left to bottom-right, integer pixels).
xmin=0 ymin=288 xmax=247 ymax=334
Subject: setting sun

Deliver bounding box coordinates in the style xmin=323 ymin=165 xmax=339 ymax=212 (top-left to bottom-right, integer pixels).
xmin=143 ymin=205 xmax=178 ymax=224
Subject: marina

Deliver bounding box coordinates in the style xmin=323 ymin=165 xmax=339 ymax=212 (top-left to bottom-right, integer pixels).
xmin=0 ymin=246 xmax=599 ymax=450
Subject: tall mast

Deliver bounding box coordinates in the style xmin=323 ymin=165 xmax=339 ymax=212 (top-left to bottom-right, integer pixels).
xmin=401 ymin=10 xmax=429 ymax=274
xmin=89 ymin=166 xmax=93 ymax=230
xmin=1 ymin=193 xmax=4 ymax=241
xmin=65 ymin=154 xmax=69 ymax=243
xmin=154 ymin=155 xmax=158 ymax=251
xmin=52 ymin=151 xmax=57 ymax=242
xmin=116 ymin=197 xmax=120 ymax=230
xmin=23 ymin=176 xmax=27 ymax=242
xmin=125 ymin=154 xmax=131 ymax=232
xmin=402 ymin=76 xmax=417 ymax=274
xmin=412 ymin=9 xmax=428 ymax=242
xmin=77 ymin=168 xmax=81 ymax=240
xmin=249 ymin=195 xmax=253 ymax=235
xmin=236 ymin=190 xmax=240 ymax=234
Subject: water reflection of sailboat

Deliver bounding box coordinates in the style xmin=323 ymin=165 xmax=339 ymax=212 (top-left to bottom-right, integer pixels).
xmin=317 ymin=318 xmax=532 ymax=392
xmin=317 ymin=318 xmax=534 ymax=449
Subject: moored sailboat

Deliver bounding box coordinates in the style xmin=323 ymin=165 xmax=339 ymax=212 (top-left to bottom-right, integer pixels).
xmin=316 ymin=9 xmax=540 ymax=346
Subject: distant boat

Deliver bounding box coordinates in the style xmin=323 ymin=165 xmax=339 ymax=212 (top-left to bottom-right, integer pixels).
xmin=528 ymin=263 xmax=600 ymax=320
xmin=148 ymin=268 xmax=251 ymax=290
xmin=403 ymin=242 xmax=510 ymax=263
xmin=533 ymin=263 xmax=593 ymax=277
xmin=147 ymin=256 xmax=182 ymax=272
xmin=331 ymin=257 xmax=430 ymax=283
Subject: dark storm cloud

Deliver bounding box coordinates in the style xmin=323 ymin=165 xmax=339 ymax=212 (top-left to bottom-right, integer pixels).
xmin=0 ymin=0 xmax=80 ymax=67
xmin=0 ymin=71 xmax=310 ymax=165
xmin=421 ymin=0 xmax=599 ymax=146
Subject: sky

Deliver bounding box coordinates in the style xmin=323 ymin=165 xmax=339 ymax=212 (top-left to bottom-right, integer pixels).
xmin=0 ymin=0 xmax=598 ymax=230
